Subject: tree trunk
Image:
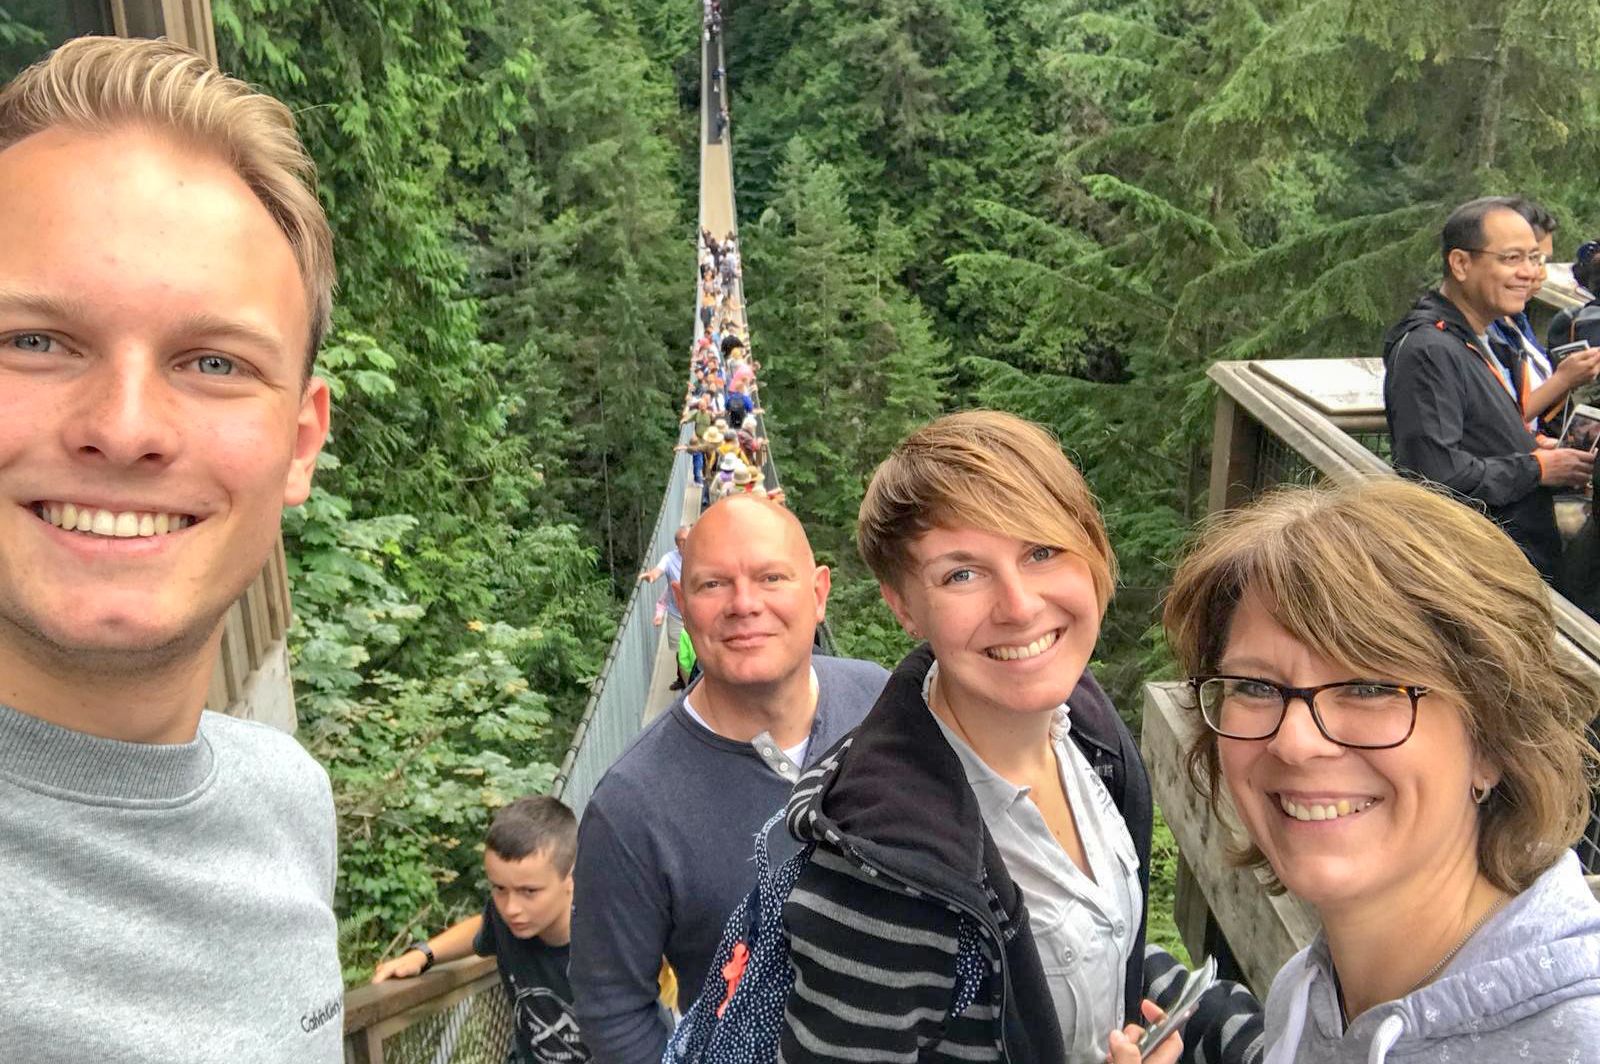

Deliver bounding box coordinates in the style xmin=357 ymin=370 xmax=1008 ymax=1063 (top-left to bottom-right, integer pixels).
xmin=1471 ymin=26 xmax=1512 ymax=173
xmin=599 ymin=383 xmax=615 ymax=581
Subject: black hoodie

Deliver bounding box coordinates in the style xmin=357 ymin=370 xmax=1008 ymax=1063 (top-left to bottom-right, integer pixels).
xmin=776 ymin=645 xmax=1150 ymax=1064
xmin=1382 ymin=290 xmax=1560 ymax=578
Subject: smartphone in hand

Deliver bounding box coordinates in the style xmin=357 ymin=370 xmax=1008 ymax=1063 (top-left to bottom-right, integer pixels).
xmin=1136 ymin=956 xmax=1218 ymax=1056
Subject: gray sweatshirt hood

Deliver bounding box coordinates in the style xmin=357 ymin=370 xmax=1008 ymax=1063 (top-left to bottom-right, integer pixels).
xmin=1264 ymin=851 xmax=1600 ymax=1063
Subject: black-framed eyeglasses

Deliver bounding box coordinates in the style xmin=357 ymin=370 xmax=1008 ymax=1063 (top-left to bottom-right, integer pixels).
xmin=1460 ymin=248 xmax=1548 ymax=268
xmin=1189 ymin=675 xmax=1429 ymax=750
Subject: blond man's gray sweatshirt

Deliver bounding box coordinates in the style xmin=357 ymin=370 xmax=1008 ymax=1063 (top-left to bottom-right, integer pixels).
xmin=0 ymin=702 xmax=343 ymax=1062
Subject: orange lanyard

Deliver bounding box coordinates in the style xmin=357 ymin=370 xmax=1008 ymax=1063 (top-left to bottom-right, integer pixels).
xmin=1473 ymin=343 xmax=1530 ymax=421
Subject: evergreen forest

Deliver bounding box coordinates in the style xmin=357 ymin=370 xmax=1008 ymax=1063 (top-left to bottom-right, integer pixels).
xmin=8 ymin=0 xmax=1599 ymax=980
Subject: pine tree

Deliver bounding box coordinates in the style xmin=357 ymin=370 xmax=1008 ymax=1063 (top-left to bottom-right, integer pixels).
xmin=463 ymin=0 xmax=685 ymax=580
xmin=211 ymin=0 xmax=690 ymax=969
xmin=745 ymin=139 xmax=948 ymax=658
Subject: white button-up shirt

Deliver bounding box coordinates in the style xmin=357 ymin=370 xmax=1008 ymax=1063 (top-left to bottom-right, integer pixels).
xmin=923 ymin=664 xmax=1142 ymax=1064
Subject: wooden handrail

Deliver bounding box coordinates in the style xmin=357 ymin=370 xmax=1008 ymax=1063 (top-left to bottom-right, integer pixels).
xmin=343 ymin=956 xmax=499 ymax=1036
xmin=1209 ymin=359 xmax=1600 ymax=675
xmin=207 ymin=537 xmax=296 ymax=722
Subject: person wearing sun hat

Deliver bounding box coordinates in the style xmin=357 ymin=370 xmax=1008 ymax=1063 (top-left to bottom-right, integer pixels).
xmin=709 ymin=453 xmax=740 ymax=502
xmin=689 ymin=429 xmax=725 ymax=505
xmin=714 ymin=428 xmax=742 ymax=469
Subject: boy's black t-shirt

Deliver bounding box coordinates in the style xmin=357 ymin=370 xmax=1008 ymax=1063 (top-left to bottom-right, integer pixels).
xmin=474 ymin=899 xmax=592 ymax=1064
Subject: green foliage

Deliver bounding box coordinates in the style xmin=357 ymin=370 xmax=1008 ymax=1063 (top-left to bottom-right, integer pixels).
xmin=1147 ymin=807 xmax=1192 ymax=966
xmin=308 ymin=620 xmax=562 ymax=981
xmin=0 ymin=2 xmax=54 ymax=82
xmin=725 ymin=0 xmax=1600 ymax=717
xmin=211 ymin=0 xmax=690 ymax=977
xmin=745 ymin=138 xmax=947 ymax=626
xmin=466 ymin=0 xmax=686 ymax=577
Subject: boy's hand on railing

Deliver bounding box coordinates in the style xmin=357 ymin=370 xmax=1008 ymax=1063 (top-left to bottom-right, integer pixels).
xmin=371 ymin=949 xmax=430 ymax=983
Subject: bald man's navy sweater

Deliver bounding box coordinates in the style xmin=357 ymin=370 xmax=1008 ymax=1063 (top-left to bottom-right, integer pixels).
xmin=569 ymin=654 xmax=887 ymax=1064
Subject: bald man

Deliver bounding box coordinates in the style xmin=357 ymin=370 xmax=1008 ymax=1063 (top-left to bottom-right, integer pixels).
xmin=571 ymin=496 xmax=888 ymax=1064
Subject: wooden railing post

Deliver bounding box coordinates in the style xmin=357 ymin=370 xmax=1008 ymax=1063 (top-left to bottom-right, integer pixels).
xmin=1143 ymin=681 xmax=1319 ymax=994
xmin=360 ymin=1027 xmax=385 ymax=1064
xmin=1207 ymin=392 xmax=1260 ymax=514
xmin=107 ymin=1 xmax=218 ymax=65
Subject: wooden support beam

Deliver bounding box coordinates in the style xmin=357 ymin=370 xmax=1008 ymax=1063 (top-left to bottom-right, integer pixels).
xmin=108 ymin=1 xmax=217 ymax=64
xmin=1206 ymin=393 xmax=1259 ymax=514
xmin=1171 ymin=851 xmax=1211 ymax=963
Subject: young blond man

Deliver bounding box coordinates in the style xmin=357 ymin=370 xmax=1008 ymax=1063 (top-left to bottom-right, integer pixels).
xmin=373 ymin=797 xmax=591 ymax=1064
xmin=0 ymin=37 xmax=337 ymax=1061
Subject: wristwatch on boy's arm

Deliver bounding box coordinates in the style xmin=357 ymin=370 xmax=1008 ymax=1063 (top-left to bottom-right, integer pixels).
xmin=407 ymin=940 xmax=436 ymax=973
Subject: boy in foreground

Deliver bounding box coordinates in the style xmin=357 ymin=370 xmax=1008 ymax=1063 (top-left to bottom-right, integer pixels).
xmin=373 ymin=796 xmax=592 ymax=1064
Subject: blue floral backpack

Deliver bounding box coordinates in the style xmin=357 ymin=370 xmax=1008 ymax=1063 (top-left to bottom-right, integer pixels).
xmin=662 ymin=811 xmax=811 ymax=1064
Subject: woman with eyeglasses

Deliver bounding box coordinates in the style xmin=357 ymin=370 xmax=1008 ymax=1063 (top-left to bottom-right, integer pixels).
xmin=1163 ymin=477 xmax=1600 ymax=1063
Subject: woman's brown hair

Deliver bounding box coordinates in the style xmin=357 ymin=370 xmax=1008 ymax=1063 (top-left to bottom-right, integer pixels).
xmin=1163 ymin=477 xmax=1598 ymax=894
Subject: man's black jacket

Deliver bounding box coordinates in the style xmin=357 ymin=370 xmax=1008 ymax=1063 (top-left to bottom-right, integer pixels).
xmin=1383 ymin=290 xmax=1561 ymax=578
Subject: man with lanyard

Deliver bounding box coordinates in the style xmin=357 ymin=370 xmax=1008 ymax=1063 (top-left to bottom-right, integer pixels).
xmin=1383 ymin=196 xmax=1594 ymax=581
xmin=570 ymin=495 xmax=888 ymax=1064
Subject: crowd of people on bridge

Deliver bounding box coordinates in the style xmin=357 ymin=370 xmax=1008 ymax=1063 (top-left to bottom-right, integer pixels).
xmin=681 ymin=227 xmax=773 ymax=511
xmin=6 ymin=32 xmax=1600 ymax=1064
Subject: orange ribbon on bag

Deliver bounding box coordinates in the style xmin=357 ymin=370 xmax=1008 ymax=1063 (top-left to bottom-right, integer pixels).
xmin=716 ymin=942 xmax=750 ymax=1018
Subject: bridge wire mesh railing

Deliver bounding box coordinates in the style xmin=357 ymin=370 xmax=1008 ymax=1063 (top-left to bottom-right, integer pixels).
xmin=551 ymin=444 xmax=691 ymax=816
xmin=555 ymin=12 xmax=740 ymax=823
xmin=349 ymin=971 xmax=513 ymax=1064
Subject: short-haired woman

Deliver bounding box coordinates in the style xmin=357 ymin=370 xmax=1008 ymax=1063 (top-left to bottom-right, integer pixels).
xmin=1164 ymin=477 xmax=1600 ymax=1063
xmin=778 ymin=411 xmax=1193 ymax=1064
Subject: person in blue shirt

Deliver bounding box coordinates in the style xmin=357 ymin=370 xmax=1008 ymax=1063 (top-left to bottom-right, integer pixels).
xmin=1487 ymin=198 xmax=1600 ymax=432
